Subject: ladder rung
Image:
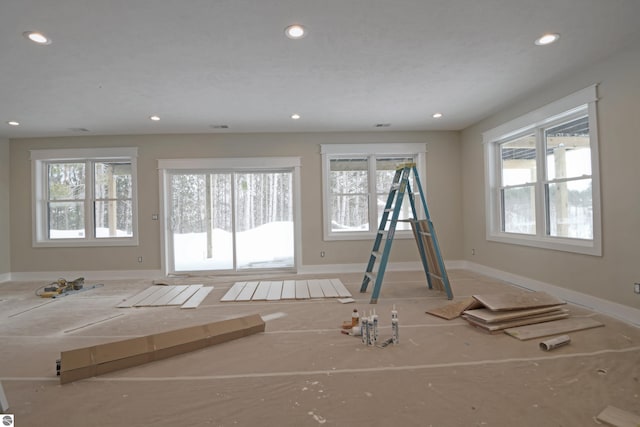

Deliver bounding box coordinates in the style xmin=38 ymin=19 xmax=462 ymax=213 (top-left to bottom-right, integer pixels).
xmin=365 ymin=272 xmax=377 ymax=282
xmin=418 ymin=231 xmax=431 ymax=236
xmin=372 ymin=251 xmax=382 ymax=258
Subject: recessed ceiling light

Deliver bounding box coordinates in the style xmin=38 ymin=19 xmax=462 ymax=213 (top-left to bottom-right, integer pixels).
xmin=285 ymin=24 xmax=306 ymax=39
xmin=149 ymin=115 xmax=160 ymax=121
xmin=432 ymin=112 xmax=443 ymax=119
xmin=7 ymin=120 xmax=20 ymax=126
xmin=23 ymin=31 xmax=52 ymax=45
xmin=291 ymin=113 xmax=301 ymax=120
xmin=535 ymin=33 xmax=560 ymax=46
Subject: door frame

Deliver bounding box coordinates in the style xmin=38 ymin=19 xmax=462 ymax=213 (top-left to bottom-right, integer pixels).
xmin=158 ymin=157 xmax=302 ymax=276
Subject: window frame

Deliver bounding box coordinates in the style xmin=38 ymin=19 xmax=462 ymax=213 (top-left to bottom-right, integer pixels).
xmin=483 ymin=85 xmax=602 ymax=256
xmin=321 ymin=143 xmax=427 ymax=241
xmin=31 ymin=147 xmax=139 ymax=247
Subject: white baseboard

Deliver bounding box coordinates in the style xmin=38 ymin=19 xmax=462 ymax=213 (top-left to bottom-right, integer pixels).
xmin=8 ymin=270 xmax=163 ymax=281
xmin=461 ymin=260 xmax=640 ymax=328
xmin=0 ymin=272 xmax=10 ymax=283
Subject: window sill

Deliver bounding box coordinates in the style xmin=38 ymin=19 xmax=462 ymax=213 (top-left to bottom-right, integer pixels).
xmin=33 ymin=237 xmax=139 ymax=248
xmin=487 ymin=232 xmax=601 ymax=256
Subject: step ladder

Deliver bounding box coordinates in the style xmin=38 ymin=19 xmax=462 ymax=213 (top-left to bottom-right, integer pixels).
xmin=360 ymin=162 xmax=453 ymax=303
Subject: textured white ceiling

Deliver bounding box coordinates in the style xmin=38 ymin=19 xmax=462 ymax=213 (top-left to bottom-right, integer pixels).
xmin=2 ymin=0 xmax=640 ymax=138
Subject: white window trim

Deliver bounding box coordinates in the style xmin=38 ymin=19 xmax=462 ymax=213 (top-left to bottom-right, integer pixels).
xmin=31 ymin=147 xmax=139 ymax=247
xmin=483 ymin=85 xmax=602 ymax=256
xmin=321 ymin=143 xmax=427 ymax=241
xmin=157 ymin=157 xmax=302 ymax=276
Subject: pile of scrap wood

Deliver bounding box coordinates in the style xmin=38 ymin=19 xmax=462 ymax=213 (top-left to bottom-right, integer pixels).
xmin=461 ymin=291 xmax=569 ymax=333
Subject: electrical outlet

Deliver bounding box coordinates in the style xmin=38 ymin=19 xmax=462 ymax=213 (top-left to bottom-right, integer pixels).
xmin=634 ymin=283 xmax=640 ymax=294
xmin=138 ymin=256 xmax=143 ymax=263
xmin=320 ymin=251 xmax=325 ymax=258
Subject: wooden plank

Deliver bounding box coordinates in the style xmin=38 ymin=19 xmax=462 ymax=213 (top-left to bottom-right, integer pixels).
xmin=150 ymin=285 xmax=189 ymax=306
xmin=473 ymin=291 xmax=565 ymax=311
xmin=267 ymin=281 xmax=283 ymax=301
xmin=504 ymin=317 xmax=604 ymax=340
xmin=329 ymin=279 xmax=352 ymax=298
xmin=236 ymin=281 xmax=259 ymax=301
xmin=220 ymin=282 xmax=247 ymax=302
xmin=295 ymin=280 xmax=310 ymax=299
xmin=0 ymin=380 xmax=9 ymax=412
xmin=251 ymin=281 xmax=272 ymax=301
xmin=167 ymin=284 xmax=204 ymax=305
xmin=426 ymin=297 xmax=483 ymax=320
xmin=281 ymin=280 xmax=296 ymax=299
xmin=463 ymin=305 xmax=565 ymax=323
xmin=117 ymin=286 xmax=166 ymax=308
xmin=463 ymin=310 xmax=569 ymax=333
xmin=134 ymin=286 xmax=176 ymax=307
xmin=596 ymin=405 xmax=640 ymax=427
xmin=307 ymin=279 xmax=324 ymax=298
xmin=319 ymin=279 xmax=339 ymax=298
xmin=180 ymin=286 xmax=214 ymax=309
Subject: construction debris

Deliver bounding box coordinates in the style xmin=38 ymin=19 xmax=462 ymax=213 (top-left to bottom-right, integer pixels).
xmin=596 ymin=405 xmax=640 ymax=427
xmin=36 ymin=277 xmax=104 ymax=298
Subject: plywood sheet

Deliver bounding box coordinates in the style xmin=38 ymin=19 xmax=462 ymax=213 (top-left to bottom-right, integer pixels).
xmin=426 ymin=297 xmax=483 ymax=320
xmin=295 ymin=280 xmax=310 ymax=299
xmin=307 ymin=279 xmax=324 ymax=298
xmin=220 ymin=282 xmax=247 ymax=302
xmin=167 ymin=284 xmax=203 ymax=305
xmin=472 ymin=291 xmax=565 ymax=311
xmin=463 ymin=305 xmax=565 ymax=323
xmin=236 ymin=281 xmax=259 ymax=301
xmin=504 ymin=317 xmax=604 ymax=340
xmin=181 ymin=286 xmax=214 ymax=309
xmin=281 ymin=280 xmax=296 ymax=299
xmin=330 ymin=279 xmax=352 ymax=297
xmin=463 ymin=310 xmax=569 ymax=333
xmin=596 ymin=405 xmax=640 ymax=427
xmin=267 ymin=281 xmax=283 ymax=300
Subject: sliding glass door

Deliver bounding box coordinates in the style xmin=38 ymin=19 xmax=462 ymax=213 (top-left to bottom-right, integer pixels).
xmin=166 ymin=168 xmax=295 ymax=273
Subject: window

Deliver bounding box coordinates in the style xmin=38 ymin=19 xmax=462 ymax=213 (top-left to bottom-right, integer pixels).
xmin=321 ymin=143 xmax=426 ymax=240
xmin=483 ymin=86 xmax=601 ymax=255
xmin=31 ymin=148 xmax=138 ymax=247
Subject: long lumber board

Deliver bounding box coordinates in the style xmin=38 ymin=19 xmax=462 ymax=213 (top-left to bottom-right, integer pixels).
xmin=504 ymin=316 xmax=604 ymax=340
xmin=596 ymin=405 xmax=640 ymax=427
xmin=472 ymin=291 xmax=565 ymax=311
xmin=59 ymin=314 xmax=265 ymax=384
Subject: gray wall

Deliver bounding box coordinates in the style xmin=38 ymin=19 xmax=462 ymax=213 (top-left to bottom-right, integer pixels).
xmin=9 ymin=131 xmax=463 ymax=273
xmin=461 ymin=44 xmax=640 ymax=310
xmin=0 ymin=138 xmax=10 ymax=276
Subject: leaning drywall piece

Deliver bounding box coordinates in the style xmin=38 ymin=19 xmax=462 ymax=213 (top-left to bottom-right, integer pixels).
xmin=596 ymin=405 xmax=640 ymax=427
xmin=504 ymin=317 xmax=604 ymax=340
xmin=59 ymin=314 xmax=265 ymax=384
xmin=0 ymin=380 xmax=9 ymax=412
xmin=426 ymin=297 xmax=483 ymax=320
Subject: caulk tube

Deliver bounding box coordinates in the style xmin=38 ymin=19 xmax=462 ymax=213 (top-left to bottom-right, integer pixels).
xmin=361 ymin=315 xmax=369 ymax=344
xmin=391 ymin=304 xmax=398 ymax=320
xmin=367 ymin=311 xmax=375 ymax=346
xmin=539 ymin=335 xmax=570 ymax=351
xmin=391 ymin=318 xmax=399 ymax=344
xmin=371 ymin=309 xmax=379 ymax=343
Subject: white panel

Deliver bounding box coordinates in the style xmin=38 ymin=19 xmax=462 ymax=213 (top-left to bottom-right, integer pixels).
xmin=319 ymin=279 xmax=339 ymax=297
xmin=281 ymin=280 xmax=296 ymax=299
xmin=295 ymin=280 xmax=309 ymax=299
xmin=236 ymin=281 xmax=259 ymax=301
xmin=330 ymin=278 xmax=352 ymax=297
xmin=181 ymin=286 xmax=214 ymax=309
xmin=307 ymin=279 xmax=324 ymax=298
xmin=220 ymin=282 xmax=247 ymax=302
xmin=267 ymin=281 xmax=283 ymax=300
xmin=150 ymin=285 xmax=189 ymax=306
xmin=252 ymin=281 xmax=272 ymax=301
xmin=167 ymin=284 xmax=204 ymax=305
xmin=133 ymin=287 xmax=174 ymax=307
